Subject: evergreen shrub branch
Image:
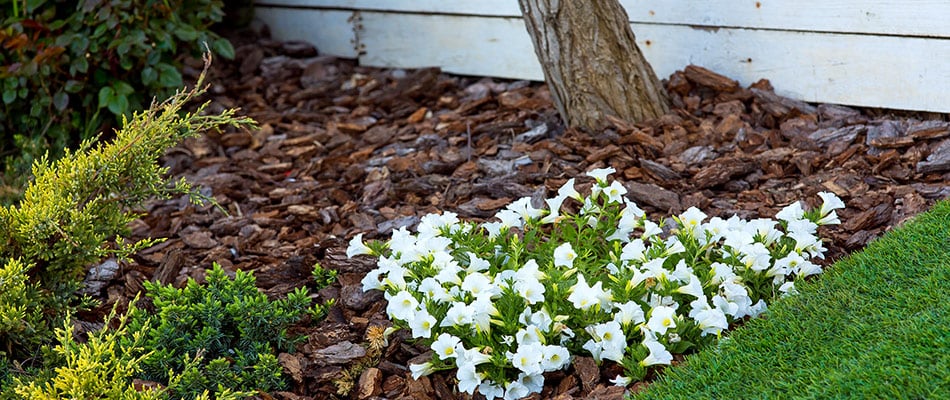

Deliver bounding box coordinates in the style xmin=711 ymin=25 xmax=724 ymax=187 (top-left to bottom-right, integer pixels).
xmin=0 ymin=56 xmax=254 ymax=371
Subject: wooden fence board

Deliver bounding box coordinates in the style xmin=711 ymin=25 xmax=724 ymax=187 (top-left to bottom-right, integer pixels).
xmin=255 ymin=7 xmax=358 ymax=58
xmin=258 ymin=0 xmax=950 ymax=37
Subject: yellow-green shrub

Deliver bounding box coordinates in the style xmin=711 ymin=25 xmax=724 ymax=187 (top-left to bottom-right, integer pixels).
xmin=0 ymin=65 xmax=253 ymax=376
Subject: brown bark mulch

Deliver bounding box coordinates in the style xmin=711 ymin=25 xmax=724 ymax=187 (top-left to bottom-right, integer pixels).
xmin=87 ymin=30 xmax=949 ymax=399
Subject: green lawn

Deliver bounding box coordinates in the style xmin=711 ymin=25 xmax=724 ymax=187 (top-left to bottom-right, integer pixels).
xmin=632 ymin=200 xmax=950 ymax=399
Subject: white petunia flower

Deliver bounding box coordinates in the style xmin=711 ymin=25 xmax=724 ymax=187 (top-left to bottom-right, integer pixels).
xmin=568 ymin=274 xmax=612 ymax=311
xmin=620 ymin=239 xmax=646 ymax=261
xmin=678 ymin=207 xmax=707 ymax=236
xmin=478 ymin=381 xmax=505 ymax=400
xmin=640 ymin=339 xmax=673 ymax=366
xmin=508 ymin=342 xmax=544 ymax=375
xmin=346 ymin=233 xmax=372 ymax=257
xmin=675 ymin=274 xmax=706 ymax=298
xmin=776 ymin=201 xmax=805 ymax=222
xmin=610 ymin=375 xmax=632 ymax=387
xmin=541 ymin=345 xmax=571 ymax=371
xmin=779 ymin=281 xmax=798 ymax=297
xmin=519 ymin=371 xmax=545 ymax=393
xmin=409 ymin=361 xmax=435 ymax=379
xmin=646 ymin=305 xmax=677 ymax=335
xmin=441 ymin=301 xmax=474 ymax=327
xmin=541 ymin=194 xmax=567 ymax=224
xmin=558 ymin=178 xmax=583 ymax=201
xmin=553 ymin=242 xmax=578 ymax=268
xmin=507 ymin=196 xmax=544 ymax=222
xmin=431 ymin=333 xmax=461 ymax=360
xmin=589 ymin=321 xmax=626 ymax=362
xmin=461 ymin=272 xmax=497 ymax=299
xmin=456 ymin=363 xmax=483 ymax=395
xmin=642 ymin=220 xmax=662 ymax=239
xmin=586 ymin=166 xmax=616 ymax=184
xmin=495 ymin=208 xmax=524 ymax=230
xmin=516 ymin=325 xmax=544 ymax=345
xmin=408 ymin=309 xmax=437 ymax=338
xmin=504 ymin=381 xmax=530 ymax=400
xmin=385 ymin=291 xmax=418 ymax=321
xmin=514 ymin=276 xmax=546 ymax=305
xmin=817 ymin=192 xmax=845 ymax=225
xmin=603 ymin=180 xmax=628 ymax=204
xmin=613 ymin=301 xmax=646 ymax=326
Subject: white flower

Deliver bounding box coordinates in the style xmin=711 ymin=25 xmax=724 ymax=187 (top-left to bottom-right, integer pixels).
xmin=462 ymin=272 xmax=497 ymax=298
xmin=389 ymin=226 xmax=416 ymax=257
xmin=675 ymin=274 xmax=705 ymax=298
xmin=642 ymin=220 xmax=662 ymax=239
xmin=458 ymin=345 xmax=492 ymax=367
xmin=541 ymin=194 xmax=567 ymax=224
xmin=779 ymin=281 xmax=798 ymax=297
xmin=739 ymin=242 xmax=772 ymax=272
xmin=456 ymin=363 xmax=482 ymax=395
xmin=620 ymin=239 xmax=646 ymax=261
xmin=508 ymin=342 xmax=544 ymax=375
xmin=465 ymin=252 xmax=490 ymax=272
xmin=541 ymin=345 xmax=571 ymax=371
xmin=664 ymin=236 xmax=686 ymax=255
xmin=553 ymin=242 xmax=577 ymax=268
xmin=519 ymin=371 xmax=544 ymax=393
xmin=418 ymin=212 xmax=460 ymax=237
xmin=441 ymin=301 xmax=474 ymax=327
xmin=360 ymin=268 xmax=384 ymax=291
xmin=433 ymin=262 xmax=462 ymax=286
xmin=408 ymin=309 xmax=437 ymax=338
xmin=709 ymin=262 xmax=738 ymax=285
xmin=586 ymin=166 xmax=616 ymax=184
xmin=603 ymin=180 xmax=628 ymax=204
xmin=346 ymin=233 xmax=372 ymax=257
xmin=588 ymin=321 xmax=626 ymax=362
xmin=519 ymin=308 xmax=553 ymax=332
xmin=567 ymin=274 xmax=612 ymax=311
xmin=646 ymin=305 xmax=677 ymax=335
xmin=409 ymin=361 xmax=435 ymax=379
xmin=495 ymin=208 xmax=524 ymax=230
xmin=419 ymin=277 xmax=451 ymax=303
xmin=558 ymin=178 xmax=583 ymax=201
xmin=385 ymin=291 xmax=418 ymax=321
xmin=431 ymin=333 xmax=461 ymax=360
xmin=692 ymin=304 xmax=728 ymax=336
xmin=610 ymin=375 xmax=632 ymax=387
xmin=478 ymin=381 xmax=505 ymax=400
xmin=787 ymin=218 xmax=818 ymax=236
xmin=482 ymin=221 xmax=504 ymax=239
xmin=639 ymin=339 xmax=673 ymax=366
xmin=507 ymin=196 xmax=544 ymax=222
xmin=776 ymin=201 xmax=805 ymax=222
xmin=678 ymin=207 xmax=707 ymax=236
xmin=516 ymin=325 xmax=544 ymax=345
xmin=749 ymin=218 xmax=782 ymax=245
xmin=504 ymin=381 xmax=530 ymax=400
xmin=613 ymin=301 xmax=646 ymax=326
xmin=514 ymin=276 xmax=546 ymax=305
xmin=817 ymin=192 xmax=845 ymax=225
xmin=796 ymin=260 xmax=822 ymax=278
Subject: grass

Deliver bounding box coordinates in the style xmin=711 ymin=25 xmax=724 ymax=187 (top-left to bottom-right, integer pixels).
xmin=632 ymin=200 xmax=950 ymax=399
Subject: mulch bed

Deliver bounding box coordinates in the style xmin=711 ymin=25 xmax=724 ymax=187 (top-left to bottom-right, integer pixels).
xmin=87 ymin=29 xmax=949 ymax=399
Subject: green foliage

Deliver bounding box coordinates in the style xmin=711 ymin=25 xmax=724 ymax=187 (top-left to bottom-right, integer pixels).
xmin=125 ymin=263 xmax=311 ymax=398
xmin=630 ymin=200 xmax=950 ymax=399
xmin=308 ymin=262 xmax=338 ymax=322
xmin=0 ymin=0 xmax=234 ymax=188
xmin=11 ymin=305 xmax=164 ymax=400
xmin=0 ymin=69 xmax=254 ymax=372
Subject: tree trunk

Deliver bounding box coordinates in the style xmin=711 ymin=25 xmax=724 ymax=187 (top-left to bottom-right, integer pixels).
xmin=518 ymin=0 xmax=670 ymax=131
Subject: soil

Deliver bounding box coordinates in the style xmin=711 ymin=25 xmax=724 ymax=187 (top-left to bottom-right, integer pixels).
xmin=85 ymin=29 xmax=949 ymax=400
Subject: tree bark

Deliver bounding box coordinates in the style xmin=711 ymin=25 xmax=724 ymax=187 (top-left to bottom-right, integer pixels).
xmin=518 ymin=0 xmax=670 ymax=131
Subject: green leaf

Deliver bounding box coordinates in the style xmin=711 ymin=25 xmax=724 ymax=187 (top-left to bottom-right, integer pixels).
xmin=212 ymin=38 xmax=235 ymax=60
xmin=156 ymin=63 xmax=183 ymax=88
xmin=53 ymin=92 xmax=69 ymax=111
xmin=98 ymin=86 xmax=114 ymax=109
xmin=174 ymin=25 xmax=199 ymax=41
xmin=107 ymin=93 xmax=128 ymax=116
xmin=3 ymin=90 xmax=16 ymax=104
xmin=141 ymin=67 xmax=157 ymax=86
xmin=113 ymin=81 xmax=134 ymax=96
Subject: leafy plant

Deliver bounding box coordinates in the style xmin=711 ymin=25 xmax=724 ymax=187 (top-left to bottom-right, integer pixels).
xmin=351 ymin=168 xmax=844 ymax=399
xmin=124 ymin=263 xmax=311 ymax=398
xmin=0 ymin=61 xmax=254 ymax=378
xmin=0 ymin=0 xmax=234 ymax=191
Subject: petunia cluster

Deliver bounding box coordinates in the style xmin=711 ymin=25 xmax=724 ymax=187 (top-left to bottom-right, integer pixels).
xmin=349 ymin=168 xmax=844 ymax=400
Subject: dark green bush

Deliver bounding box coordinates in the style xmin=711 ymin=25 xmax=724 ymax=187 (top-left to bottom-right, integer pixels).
xmin=0 ymin=0 xmax=234 ymax=189
xmin=125 ymin=263 xmax=311 ymax=398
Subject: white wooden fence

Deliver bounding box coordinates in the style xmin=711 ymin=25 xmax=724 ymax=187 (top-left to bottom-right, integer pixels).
xmin=254 ymin=1 xmax=950 ymax=113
